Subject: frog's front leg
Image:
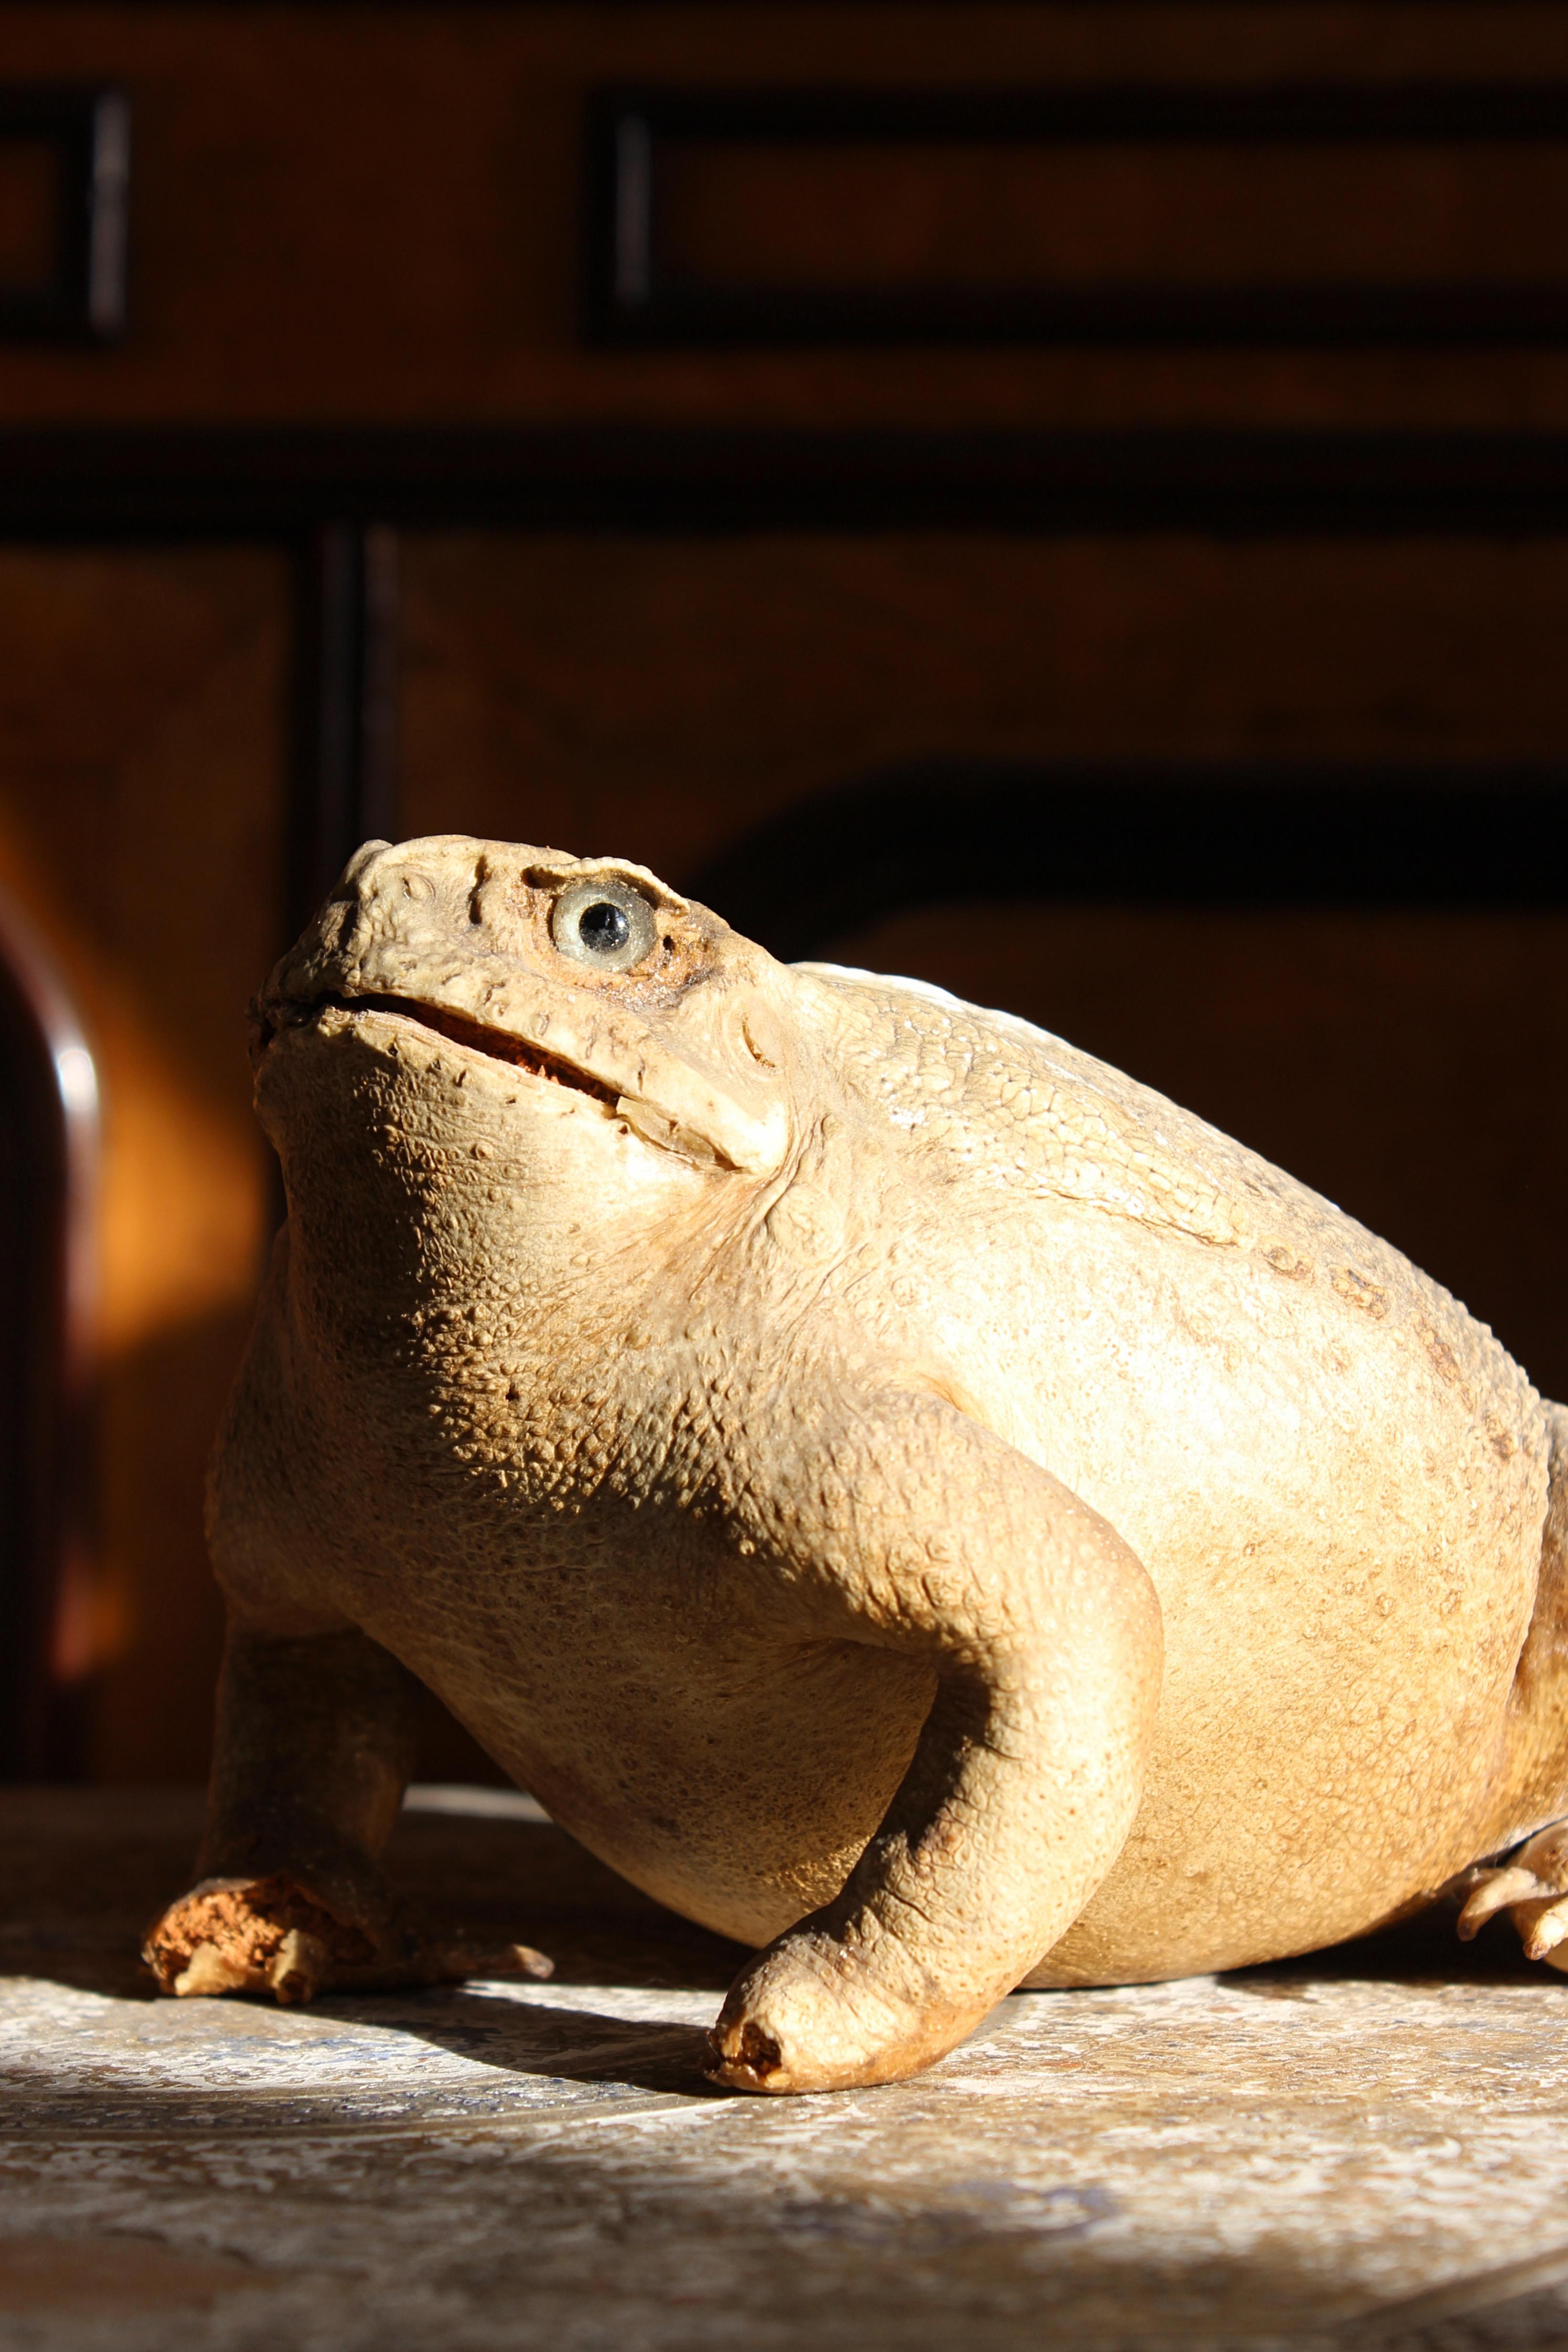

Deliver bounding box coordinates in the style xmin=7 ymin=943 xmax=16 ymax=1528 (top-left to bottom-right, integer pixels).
xmin=707 ymin=1388 xmax=1163 ymax=2094
xmin=1458 ymin=1822 xmax=1568 ymax=1971
xmin=144 ymin=1619 xmax=549 ymax=2002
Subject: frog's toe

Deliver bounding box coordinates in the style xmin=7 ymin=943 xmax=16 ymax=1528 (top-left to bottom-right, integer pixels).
xmin=1457 ymin=1823 xmax=1568 ymax=1965
xmin=1456 ymin=1863 xmax=1545 ymax=1938
xmin=1515 ymin=1892 xmax=1568 ymax=1965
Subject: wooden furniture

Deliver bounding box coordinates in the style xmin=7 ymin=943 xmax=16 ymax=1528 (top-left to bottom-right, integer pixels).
xmin=0 ymin=892 xmax=95 ymax=1777
xmin=5 ymin=4 xmax=1568 ymax=1780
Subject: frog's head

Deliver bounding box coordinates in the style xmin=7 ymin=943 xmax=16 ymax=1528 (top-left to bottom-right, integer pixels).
xmin=254 ymin=834 xmax=792 ymax=1180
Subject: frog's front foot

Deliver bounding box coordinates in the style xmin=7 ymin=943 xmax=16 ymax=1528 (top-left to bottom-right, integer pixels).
xmin=1457 ymin=1823 xmax=1568 ymax=1970
xmin=705 ymin=1928 xmax=975 ymax=2095
xmin=143 ymin=1872 xmax=552 ymax=2005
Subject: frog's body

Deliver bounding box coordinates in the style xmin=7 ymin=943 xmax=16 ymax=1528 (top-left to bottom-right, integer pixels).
xmin=145 ymin=836 xmax=1568 ymax=2088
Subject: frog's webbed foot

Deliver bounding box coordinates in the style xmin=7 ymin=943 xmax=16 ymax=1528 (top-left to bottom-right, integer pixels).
xmin=1457 ymin=1823 xmax=1568 ymax=1970
xmin=143 ymin=1872 xmax=552 ymax=2005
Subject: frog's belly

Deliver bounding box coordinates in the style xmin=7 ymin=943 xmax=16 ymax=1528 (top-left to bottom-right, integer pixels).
xmin=380 ymin=1532 xmax=1530 ymax=1982
xmin=394 ymin=1606 xmax=939 ymax=1948
xmin=350 ymin=1386 xmax=1546 ymax=1977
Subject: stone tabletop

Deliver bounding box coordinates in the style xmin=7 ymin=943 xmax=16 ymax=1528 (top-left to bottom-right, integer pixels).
xmin=3 ymin=1788 xmax=1568 ymax=2352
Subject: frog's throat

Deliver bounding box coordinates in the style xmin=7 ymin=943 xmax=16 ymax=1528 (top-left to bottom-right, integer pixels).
xmin=260 ymin=983 xmax=788 ymax=1178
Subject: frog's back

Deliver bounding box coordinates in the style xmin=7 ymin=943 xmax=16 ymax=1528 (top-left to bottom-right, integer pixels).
xmin=796 ymin=959 xmax=1542 ymax=1448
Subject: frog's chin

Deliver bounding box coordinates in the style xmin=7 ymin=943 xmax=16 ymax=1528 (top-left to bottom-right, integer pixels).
xmin=261 ymin=994 xmax=763 ymax=1175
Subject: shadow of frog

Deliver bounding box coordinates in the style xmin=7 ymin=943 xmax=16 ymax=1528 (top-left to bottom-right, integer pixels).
xmin=345 ymin=1985 xmax=726 ymax=2098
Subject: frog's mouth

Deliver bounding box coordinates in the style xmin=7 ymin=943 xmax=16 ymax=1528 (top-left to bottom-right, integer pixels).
xmin=264 ymin=986 xmax=783 ymax=1173
xmin=311 ymin=992 xmax=623 ymax=1108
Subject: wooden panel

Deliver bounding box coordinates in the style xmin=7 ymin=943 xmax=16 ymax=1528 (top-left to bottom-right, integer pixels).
xmin=397 ymin=531 xmax=1568 ymax=883
xmin=0 ymin=134 xmax=59 ymax=287
xmin=660 ymin=131 xmax=1568 ymax=295
xmin=5 ymin=6 xmax=1568 ymax=429
xmin=592 ymin=85 xmax=1568 ymax=348
xmin=0 ymin=546 xmax=287 ymax=1782
xmin=0 ymin=86 xmax=128 ymax=343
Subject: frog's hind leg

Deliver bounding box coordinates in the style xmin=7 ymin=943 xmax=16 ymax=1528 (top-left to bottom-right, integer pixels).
xmin=1456 ymin=1396 xmax=1568 ymax=1971
xmin=144 ymin=1621 xmax=551 ymax=2003
xmin=1458 ymin=1823 xmax=1568 ymax=1972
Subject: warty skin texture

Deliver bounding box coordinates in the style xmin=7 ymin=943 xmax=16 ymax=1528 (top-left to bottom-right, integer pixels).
xmin=143 ymin=834 xmax=1568 ymax=2091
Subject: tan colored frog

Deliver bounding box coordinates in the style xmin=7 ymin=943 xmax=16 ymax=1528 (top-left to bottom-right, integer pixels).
xmin=145 ymin=835 xmax=1568 ymax=2092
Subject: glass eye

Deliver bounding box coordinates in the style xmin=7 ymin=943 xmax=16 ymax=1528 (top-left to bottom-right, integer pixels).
xmin=551 ymin=877 xmax=659 ymax=973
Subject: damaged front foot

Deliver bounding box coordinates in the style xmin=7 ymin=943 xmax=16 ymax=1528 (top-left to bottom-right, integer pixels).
xmin=143 ymin=1873 xmax=552 ymax=2004
xmin=706 ymin=2017 xmax=786 ymax=2092
xmin=704 ymin=1927 xmax=973 ymax=2095
xmin=1458 ymin=1823 xmax=1568 ymax=1969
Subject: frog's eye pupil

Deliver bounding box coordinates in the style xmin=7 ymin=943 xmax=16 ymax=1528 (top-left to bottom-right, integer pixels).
xmin=578 ymin=900 xmax=630 ymax=955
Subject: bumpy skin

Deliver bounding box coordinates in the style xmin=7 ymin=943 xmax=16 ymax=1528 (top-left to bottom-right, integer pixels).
xmin=145 ymin=835 xmax=1568 ymax=2092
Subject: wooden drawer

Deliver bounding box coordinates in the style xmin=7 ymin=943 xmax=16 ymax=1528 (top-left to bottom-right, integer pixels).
xmin=4 ymin=5 xmax=1568 ymax=432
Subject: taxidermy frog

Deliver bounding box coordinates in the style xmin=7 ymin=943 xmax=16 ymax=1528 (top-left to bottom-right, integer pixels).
xmin=144 ymin=835 xmax=1568 ymax=2092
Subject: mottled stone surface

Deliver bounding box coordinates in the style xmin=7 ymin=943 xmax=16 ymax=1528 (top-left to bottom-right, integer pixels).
xmin=4 ymin=1788 xmax=1568 ymax=2351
